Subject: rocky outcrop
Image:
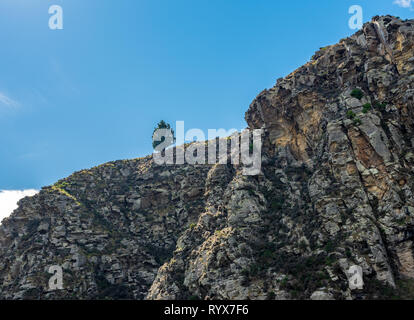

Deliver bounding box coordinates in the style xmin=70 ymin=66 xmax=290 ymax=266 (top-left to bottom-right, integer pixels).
xmin=0 ymin=159 xmax=212 ymax=299
xmin=1 ymin=15 xmax=414 ymax=300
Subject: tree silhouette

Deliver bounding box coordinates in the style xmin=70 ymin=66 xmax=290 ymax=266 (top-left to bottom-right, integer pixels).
xmin=152 ymin=120 xmax=175 ymax=150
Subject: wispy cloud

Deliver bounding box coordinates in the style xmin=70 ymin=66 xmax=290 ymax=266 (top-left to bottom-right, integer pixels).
xmin=394 ymin=0 xmax=413 ymax=9
xmin=0 ymin=190 xmax=39 ymax=223
xmin=0 ymin=92 xmax=19 ymax=108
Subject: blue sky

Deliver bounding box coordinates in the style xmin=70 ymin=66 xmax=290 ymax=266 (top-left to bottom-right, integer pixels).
xmin=0 ymin=0 xmax=413 ymax=191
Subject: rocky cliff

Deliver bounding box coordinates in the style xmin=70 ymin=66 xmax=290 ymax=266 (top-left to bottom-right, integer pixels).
xmin=1 ymin=15 xmax=414 ymax=300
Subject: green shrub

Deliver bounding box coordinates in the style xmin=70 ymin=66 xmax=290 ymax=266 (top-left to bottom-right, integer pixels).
xmin=345 ymin=247 xmax=352 ymax=258
xmin=271 ymin=197 xmax=285 ymax=211
xmin=95 ymin=272 xmax=133 ymax=300
xmin=353 ymin=118 xmax=362 ymax=126
xmin=351 ymin=89 xmax=364 ymax=100
xmin=299 ymin=240 xmax=308 ymax=250
xmin=152 ymin=120 xmax=175 ymax=150
xmin=362 ymin=103 xmax=371 ymax=113
xmin=241 ymin=268 xmax=250 ymax=277
xmin=267 ymin=292 xmax=276 ymax=300
xmin=324 ymin=241 xmax=335 ymax=253
xmin=325 ymin=255 xmax=335 ymax=266
xmin=374 ymin=101 xmax=387 ymax=110
xmin=346 ymin=110 xmax=356 ymax=119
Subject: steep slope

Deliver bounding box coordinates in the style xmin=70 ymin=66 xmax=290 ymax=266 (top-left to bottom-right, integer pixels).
xmin=1 ymin=15 xmax=414 ymax=300
xmin=0 ymin=158 xmax=212 ymax=299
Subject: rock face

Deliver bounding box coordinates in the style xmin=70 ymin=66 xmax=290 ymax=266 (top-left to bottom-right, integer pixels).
xmin=1 ymin=15 xmax=414 ymax=300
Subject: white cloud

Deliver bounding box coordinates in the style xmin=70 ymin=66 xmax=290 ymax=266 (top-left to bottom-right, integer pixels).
xmin=394 ymin=0 xmax=413 ymax=8
xmin=0 ymin=190 xmax=39 ymax=223
xmin=0 ymin=92 xmax=19 ymax=108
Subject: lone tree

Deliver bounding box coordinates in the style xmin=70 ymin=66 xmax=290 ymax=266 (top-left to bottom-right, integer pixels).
xmin=152 ymin=120 xmax=175 ymax=150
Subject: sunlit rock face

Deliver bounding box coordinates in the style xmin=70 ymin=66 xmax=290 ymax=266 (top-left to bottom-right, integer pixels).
xmin=1 ymin=16 xmax=414 ymax=300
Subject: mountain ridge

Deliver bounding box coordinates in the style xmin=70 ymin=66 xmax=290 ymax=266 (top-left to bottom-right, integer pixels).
xmin=1 ymin=15 xmax=414 ymax=300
